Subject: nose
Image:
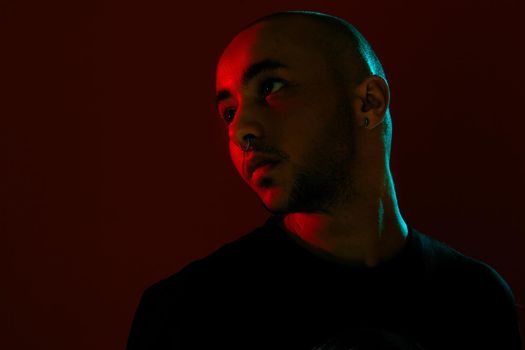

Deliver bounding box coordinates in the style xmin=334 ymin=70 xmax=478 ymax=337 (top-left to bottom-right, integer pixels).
xmin=228 ymin=105 xmax=265 ymax=151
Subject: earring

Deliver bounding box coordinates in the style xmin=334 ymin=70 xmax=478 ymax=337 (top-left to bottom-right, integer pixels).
xmin=363 ymin=117 xmax=370 ymax=128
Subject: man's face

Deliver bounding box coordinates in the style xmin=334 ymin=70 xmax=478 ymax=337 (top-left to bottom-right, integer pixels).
xmin=215 ymin=19 xmax=356 ymax=214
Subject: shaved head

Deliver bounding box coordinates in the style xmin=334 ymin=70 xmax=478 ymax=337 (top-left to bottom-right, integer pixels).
xmin=247 ymin=11 xmax=387 ymax=84
xmin=216 ymin=11 xmax=394 ymax=213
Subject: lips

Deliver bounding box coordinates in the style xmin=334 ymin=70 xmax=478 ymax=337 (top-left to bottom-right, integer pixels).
xmin=246 ymin=154 xmax=281 ymax=179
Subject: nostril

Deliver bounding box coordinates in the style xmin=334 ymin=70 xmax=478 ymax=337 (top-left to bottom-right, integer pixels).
xmin=243 ymin=134 xmax=255 ymax=142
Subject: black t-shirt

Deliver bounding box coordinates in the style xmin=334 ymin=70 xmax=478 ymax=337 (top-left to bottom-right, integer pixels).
xmin=126 ymin=216 xmax=522 ymax=349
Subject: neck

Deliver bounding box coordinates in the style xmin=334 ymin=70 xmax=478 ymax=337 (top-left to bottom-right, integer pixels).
xmin=282 ymin=169 xmax=408 ymax=267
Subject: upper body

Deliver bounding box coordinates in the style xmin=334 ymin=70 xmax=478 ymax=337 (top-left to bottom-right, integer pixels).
xmin=127 ymin=10 xmax=522 ymax=349
xmin=126 ymin=216 xmax=521 ymax=349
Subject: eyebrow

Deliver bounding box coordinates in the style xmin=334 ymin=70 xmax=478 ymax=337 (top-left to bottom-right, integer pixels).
xmin=216 ymin=59 xmax=288 ymax=107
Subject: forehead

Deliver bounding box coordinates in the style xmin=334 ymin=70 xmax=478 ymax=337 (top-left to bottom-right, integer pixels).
xmin=216 ymin=18 xmax=331 ymax=90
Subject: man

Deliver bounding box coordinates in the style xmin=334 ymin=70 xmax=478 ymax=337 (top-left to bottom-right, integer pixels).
xmin=126 ymin=11 xmax=522 ymax=350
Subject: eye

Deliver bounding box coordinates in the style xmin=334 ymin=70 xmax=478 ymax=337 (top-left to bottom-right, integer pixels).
xmin=222 ymin=107 xmax=236 ymax=125
xmin=261 ymin=79 xmax=286 ymax=97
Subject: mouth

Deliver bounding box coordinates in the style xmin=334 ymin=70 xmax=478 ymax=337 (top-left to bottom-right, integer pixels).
xmin=246 ymin=155 xmax=281 ymax=179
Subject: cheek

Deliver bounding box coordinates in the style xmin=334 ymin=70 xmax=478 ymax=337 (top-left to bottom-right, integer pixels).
xmin=288 ymin=107 xmax=349 ymax=164
xmin=229 ymin=141 xmax=244 ymax=175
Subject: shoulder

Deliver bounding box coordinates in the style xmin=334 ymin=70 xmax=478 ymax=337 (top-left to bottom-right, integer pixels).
xmin=410 ymin=227 xmax=522 ymax=348
xmin=412 ymin=227 xmax=511 ymax=289
xmin=128 ymin=223 xmax=273 ymax=344
xmin=411 ymin=226 xmax=518 ymax=316
xmin=144 ymin=220 xmax=274 ymax=296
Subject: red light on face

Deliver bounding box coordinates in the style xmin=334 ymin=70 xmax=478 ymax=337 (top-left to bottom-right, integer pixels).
xmin=217 ymin=20 xmax=349 ymax=214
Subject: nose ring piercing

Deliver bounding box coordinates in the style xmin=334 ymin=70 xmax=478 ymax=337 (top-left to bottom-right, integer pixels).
xmin=242 ymin=136 xmax=253 ymax=152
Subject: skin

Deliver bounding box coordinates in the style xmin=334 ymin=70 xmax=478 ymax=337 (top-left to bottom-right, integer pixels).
xmin=216 ymin=16 xmax=408 ymax=267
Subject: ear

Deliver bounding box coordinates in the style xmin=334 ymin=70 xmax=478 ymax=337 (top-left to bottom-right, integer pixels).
xmin=352 ymin=75 xmax=390 ymax=129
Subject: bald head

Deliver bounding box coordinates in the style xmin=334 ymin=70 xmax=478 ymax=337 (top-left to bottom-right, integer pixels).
xmin=216 ymin=11 xmax=394 ymax=212
xmin=246 ymin=11 xmax=387 ymax=87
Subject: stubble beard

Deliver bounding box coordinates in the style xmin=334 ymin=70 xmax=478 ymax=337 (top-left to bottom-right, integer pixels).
xmin=287 ymin=145 xmax=354 ymax=214
xmin=262 ymin=100 xmax=356 ymax=216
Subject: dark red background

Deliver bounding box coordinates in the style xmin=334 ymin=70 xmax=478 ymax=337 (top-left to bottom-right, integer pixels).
xmin=2 ymin=1 xmax=524 ymax=349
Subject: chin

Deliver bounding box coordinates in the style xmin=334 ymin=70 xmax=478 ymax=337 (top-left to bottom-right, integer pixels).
xmin=256 ymin=185 xmax=291 ymax=215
